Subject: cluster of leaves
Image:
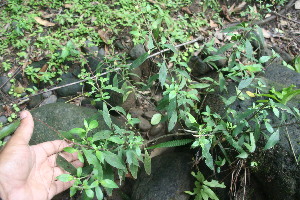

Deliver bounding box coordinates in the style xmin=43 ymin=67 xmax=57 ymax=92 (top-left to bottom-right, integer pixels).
xmin=57 ymin=102 xmax=151 ymax=199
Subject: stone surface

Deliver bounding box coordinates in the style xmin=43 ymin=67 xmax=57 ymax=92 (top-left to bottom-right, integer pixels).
xmin=40 ymin=95 xmax=57 ymax=106
xmin=56 ymin=78 xmax=83 ymax=97
xmin=30 ymin=103 xmax=121 ymax=145
xmin=0 ymin=116 xmax=8 ymax=124
xmin=128 ymin=107 xmax=143 ymax=118
xmin=129 ymin=44 xmax=146 ymax=59
xmin=149 ymin=123 xmax=165 ymax=137
xmin=28 ymin=95 xmax=43 ymax=108
xmin=188 ymin=56 xmax=212 ymax=77
xmin=132 ymin=152 xmax=193 ymax=200
xmin=143 ymin=111 xmax=157 ymax=120
xmin=42 ymin=90 xmax=52 ymax=98
xmin=0 ymin=76 xmax=12 ymax=93
xmin=138 ymin=116 xmax=151 ymax=131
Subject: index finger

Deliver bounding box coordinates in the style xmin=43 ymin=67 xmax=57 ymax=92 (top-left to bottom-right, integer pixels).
xmin=34 ymin=140 xmax=71 ymax=156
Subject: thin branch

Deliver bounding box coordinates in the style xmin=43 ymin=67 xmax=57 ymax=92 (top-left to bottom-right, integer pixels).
xmin=271 ymin=12 xmax=300 ymax=25
xmin=147 ymin=36 xmax=204 ymax=59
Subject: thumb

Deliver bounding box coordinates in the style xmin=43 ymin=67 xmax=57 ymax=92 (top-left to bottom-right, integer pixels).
xmin=9 ymin=110 xmax=34 ymax=146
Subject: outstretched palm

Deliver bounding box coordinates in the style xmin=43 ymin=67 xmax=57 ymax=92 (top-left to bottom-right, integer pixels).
xmin=0 ymin=111 xmax=83 ymax=200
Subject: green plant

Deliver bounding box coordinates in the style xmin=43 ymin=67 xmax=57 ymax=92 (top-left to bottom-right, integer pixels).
xmin=185 ymin=171 xmax=226 ymax=200
xmin=56 ymin=103 xmax=150 ymax=199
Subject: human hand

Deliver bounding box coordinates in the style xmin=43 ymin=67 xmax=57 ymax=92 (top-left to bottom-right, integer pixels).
xmin=0 ymin=110 xmax=83 ymax=200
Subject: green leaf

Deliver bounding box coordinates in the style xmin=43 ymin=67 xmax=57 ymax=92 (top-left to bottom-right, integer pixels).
xmin=85 ymin=189 xmax=94 ymax=199
xmin=56 ymin=174 xmax=74 ymax=182
xmin=151 ymin=113 xmax=162 ymax=125
xmin=238 ymin=78 xmax=253 ymax=90
xmin=202 ymin=185 xmax=219 ymax=200
xmin=203 ymin=55 xmax=226 ymax=63
xmin=70 ymin=186 xmax=77 ymax=197
xmin=100 ymin=179 xmax=119 ymax=188
xmin=242 ymin=64 xmax=263 ymax=72
xmin=69 ymin=128 xmax=85 ymax=135
xmin=63 ymin=147 xmax=77 ymax=154
xmin=103 ymin=151 xmax=126 ymax=170
xmin=89 ymin=120 xmax=98 ymax=129
xmin=169 ymin=90 xmax=177 ymax=100
xmin=82 ymin=148 xmax=100 ymax=167
xmin=168 ymin=111 xmax=177 ymax=132
xmin=0 ymin=119 xmax=20 ymax=140
xmin=130 ymin=52 xmax=149 ymax=69
xmin=96 ymin=151 xmax=105 ymax=163
xmin=265 ymin=122 xmax=274 ymax=133
xmin=245 ymin=39 xmax=253 ymax=59
xmin=147 ymin=139 xmax=193 ymax=149
xmin=129 ymin=164 xmax=139 ymax=179
xmin=144 ymin=150 xmax=151 ymax=175
xmin=147 ymin=35 xmax=155 ymax=50
xmin=163 ymin=44 xmax=177 ymax=54
xmin=217 ymin=43 xmax=235 ymax=54
xmin=259 ymin=56 xmax=271 ymax=63
xmin=237 ymin=151 xmax=248 ymax=159
xmin=56 ymin=155 xmax=77 ymax=175
xmin=93 ymin=130 xmax=112 ymax=141
xmin=77 ymin=152 xmax=84 ymax=163
xmin=264 ymin=129 xmax=279 ymax=150
xmin=203 ymin=180 xmax=226 ymax=188
xmin=244 ymin=132 xmax=256 ymax=153
xmin=95 ymin=186 xmax=104 ymax=200
xmin=190 ymin=83 xmax=210 ymax=89
xmin=103 ymin=102 xmax=112 ymax=128
xmin=158 ymin=61 xmax=167 ymax=87
xmin=108 ymin=136 xmax=125 ymax=144
xmin=294 ymin=56 xmax=300 ymax=73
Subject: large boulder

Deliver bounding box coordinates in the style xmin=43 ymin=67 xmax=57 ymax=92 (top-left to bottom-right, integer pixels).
xmin=30 ymin=102 xmax=121 ymax=145
xmin=132 ymin=152 xmax=193 ymax=200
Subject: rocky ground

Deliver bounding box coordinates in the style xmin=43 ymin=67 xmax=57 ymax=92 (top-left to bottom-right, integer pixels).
xmin=0 ymin=0 xmax=300 ymax=200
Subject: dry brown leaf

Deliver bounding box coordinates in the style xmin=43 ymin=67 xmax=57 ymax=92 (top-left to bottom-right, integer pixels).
xmin=209 ymin=20 xmax=218 ymax=28
xmin=39 ymin=63 xmax=49 ymax=73
xmin=34 ymin=17 xmax=55 ymax=27
xmin=64 ymin=4 xmax=73 ymax=8
xmin=262 ymin=28 xmax=271 ymax=38
xmin=182 ymin=7 xmax=192 ymax=14
xmin=231 ymin=2 xmax=246 ymax=13
xmin=98 ymin=29 xmax=109 ymax=44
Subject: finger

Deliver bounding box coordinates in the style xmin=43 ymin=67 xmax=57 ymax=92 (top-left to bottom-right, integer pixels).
xmin=38 ymin=140 xmax=70 ymax=156
xmin=8 ymin=110 xmax=34 ymax=145
xmin=53 ymin=166 xmax=66 ymax=179
xmin=71 ymin=159 xmax=84 ymax=168
xmin=49 ymin=180 xmax=73 ymax=199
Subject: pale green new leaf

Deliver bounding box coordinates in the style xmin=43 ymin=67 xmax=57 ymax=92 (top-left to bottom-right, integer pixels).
xmin=144 ymin=150 xmax=151 ymax=175
xmin=151 ymin=113 xmax=162 ymax=125
xmin=56 ymin=174 xmax=74 ymax=182
xmin=100 ymin=179 xmax=119 ymax=188
xmin=103 ymin=102 xmax=112 ymax=128
xmin=264 ymin=129 xmax=279 ymax=150
xmin=159 ymin=62 xmax=167 ymax=87
xmin=168 ymin=112 xmax=177 ymax=132
xmin=203 ymin=180 xmax=226 ymax=188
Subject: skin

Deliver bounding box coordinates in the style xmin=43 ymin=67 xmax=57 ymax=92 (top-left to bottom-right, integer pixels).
xmin=0 ymin=110 xmax=83 ymax=200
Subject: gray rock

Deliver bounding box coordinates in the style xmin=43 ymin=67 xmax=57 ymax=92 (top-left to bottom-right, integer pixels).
xmin=0 ymin=76 xmax=12 ymax=93
xmin=0 ymin=116 xmax=8 ymax=124
xmin=56 ymin=78 xmax=83 ymax=97
xmin=143 ymin=111 xmax=157 ymax=120
xmin=130 ymin=67 xmax=142 ymax=83
xmin=149 ymin=123 xmax=165 ymax=137
xmin=188 ymin=56 xmax=212 ymax=77
xmin=108 ymin=88 xmax=136 ymax=111
xmin=138 ymin=117 xmax=151 ymax=131
xmin=272 ymin=46 xmax=293 ymax=63
xmin=40 ymin=95 xmax=57 ymax=106
xmin=30 ymin=103 xmax=122 ymax=145
xmin=130 ymin=44 xmax=146 ymax=59
xmin=28 ymin=95 xmax=43 ymax=108
xmin=129 ymin=107 xmax=143 ymax=118
xmin=132 ymin=153 xmax=193 ymax=200
xmin=42 ymin=90 xmax=52 ymax=98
